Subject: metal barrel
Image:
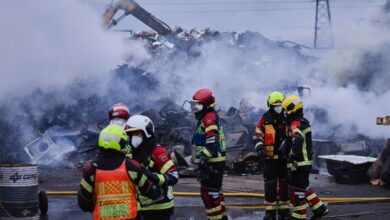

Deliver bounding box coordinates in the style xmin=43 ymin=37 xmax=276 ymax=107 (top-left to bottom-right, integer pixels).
xmin=0 ymin=164 xmax=39 ymax=220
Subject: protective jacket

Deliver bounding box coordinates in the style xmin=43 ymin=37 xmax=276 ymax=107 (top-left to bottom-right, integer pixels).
xmin=138 ymin=145 xmax=178 ymax=215
xmin=255 ymin=109 xmax=287 ymax=159
xmin=193 ymin=110 xmax=226 ymax=167
xmin=286 ymin=115 xmax=313 ymax=170
xmin=78 ymin=150 xmax=161 ymax=220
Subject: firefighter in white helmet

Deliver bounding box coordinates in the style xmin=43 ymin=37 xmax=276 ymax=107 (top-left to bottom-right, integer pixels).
xmin=125 ymin=115 xmax=178 ymax=220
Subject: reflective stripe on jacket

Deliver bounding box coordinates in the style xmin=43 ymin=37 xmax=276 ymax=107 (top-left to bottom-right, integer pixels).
xmin=94 ymin=160 xmax=137 ymax=220
xmin=287 ymin=117 xmax=313 ymax=169
xmin=138 ymin=145 xmax=176 ymax=212
xmin=193 ymin=111 xmax=226 ymax=164
xmin=255 ymin=110 xmax=287 ymax=159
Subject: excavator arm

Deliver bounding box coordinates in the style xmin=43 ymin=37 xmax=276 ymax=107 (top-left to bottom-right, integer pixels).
xmin=102 ymin=0 xmax=172 ymax=36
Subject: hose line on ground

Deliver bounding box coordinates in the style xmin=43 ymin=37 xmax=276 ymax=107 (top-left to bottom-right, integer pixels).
xmin=46 ymin=190 xmax=390 ymax=207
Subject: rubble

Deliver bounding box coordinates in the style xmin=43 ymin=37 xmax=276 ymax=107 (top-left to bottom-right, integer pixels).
xmin=24 ymin=132 xmax=58 ymax=164
xmin=319 ymin=155 xmax=376 ymax=184
xmin=228 ymin=151 xmax=261 ymax=175
xmin=4 ymin=85 xmax=387 ymax=177
xmin=338 ymin=140 xmax=368 ymax=154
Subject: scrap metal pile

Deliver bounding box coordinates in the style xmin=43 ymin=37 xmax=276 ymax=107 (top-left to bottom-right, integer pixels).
xmin=129 ymin=27 xmax=312 ymax=59
xmin=0 ymin=26 xmax=387 ymax=179
xmin=17 ymin=88 xmax=266 ymax=176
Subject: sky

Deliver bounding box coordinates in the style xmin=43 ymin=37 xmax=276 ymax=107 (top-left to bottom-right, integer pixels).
xmin=83 ymin=0 xmax=387 ymax=46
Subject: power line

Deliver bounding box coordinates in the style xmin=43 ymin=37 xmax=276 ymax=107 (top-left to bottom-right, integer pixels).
xmin=140 ymin=0 xmax=385 ymax=5
xmin=151 ymin=5 xmax=382 ymax=14
xmin=257 ymin=26 xmax=313 ymax=30
xmin=142 ymin=1 xmax=314 ymax=5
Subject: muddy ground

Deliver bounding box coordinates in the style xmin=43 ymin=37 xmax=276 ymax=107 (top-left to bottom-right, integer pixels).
xmin=34 ymin=167 xmax=390 ymax=220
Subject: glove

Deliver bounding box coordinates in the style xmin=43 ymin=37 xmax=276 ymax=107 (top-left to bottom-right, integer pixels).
xmin=197 ymin=156 xmax=210 ymax=182
xmin=143 ymin=168 xmax=160 ymax=185
xmin=256 ymin=146 xmax=266 ymax=158
xmin=198 ymin=156 xmax=209 ymax=171
xmin=278 ymin=140 xmax=287 ymax=159
xmin=287 ymin=154 xmax=298 ymax=171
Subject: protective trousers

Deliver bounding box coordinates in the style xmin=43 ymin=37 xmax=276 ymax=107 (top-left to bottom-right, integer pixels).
xmin=136 ymin=211 xmax=171 ymax=220
xmin=263 ymin=159 xmax=290 ymax=220
xmin=200 ymin=167 xmax=227 ymax=220
xmin=289 ymin=167 xmax=327 ymax=220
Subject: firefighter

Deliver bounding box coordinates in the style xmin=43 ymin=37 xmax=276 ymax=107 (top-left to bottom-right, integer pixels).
xmin=125 ymin=115 xmax=178 ymax=220
xmin=191 ymin=88 xmax=227 ymax=220
xmin=281 ymin=96 xmax=329 ymax=220
xmin=108 ymin=102 xmax=130 ymax=127
xmin=254 ymin=91 xmax=290 ymax=220
xmin=78 ymin=124 xmax=162 ymax=220
xmin=108 ymin=102 xmax=133 ymax=157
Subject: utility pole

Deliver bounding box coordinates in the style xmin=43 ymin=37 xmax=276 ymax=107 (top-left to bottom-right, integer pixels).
xmin=314 ymin=0 xmax=333 ymax=49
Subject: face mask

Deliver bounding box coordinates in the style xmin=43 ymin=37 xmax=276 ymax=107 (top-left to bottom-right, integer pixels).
xmin=193 ymin=103 xmax=204 ymax=112
xmin=274 ymin=106 xmax=283 ymax=114
xmin=131 ymin=135 xmax=143 ymax=149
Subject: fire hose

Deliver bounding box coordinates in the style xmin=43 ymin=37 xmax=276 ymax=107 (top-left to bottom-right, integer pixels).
xmin=46 ymin=191 xmax=390 ymax=209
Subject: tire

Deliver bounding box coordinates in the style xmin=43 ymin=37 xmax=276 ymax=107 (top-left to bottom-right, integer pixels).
xmin=39 ymin=191 xmax=49 ymax=214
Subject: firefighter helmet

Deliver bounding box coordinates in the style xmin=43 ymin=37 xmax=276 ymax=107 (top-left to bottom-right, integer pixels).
xmin=192 ymin=88 xmax=215 ymax=108
xmin=282 ymin=95 xmax=303 ymax=115
xmin=124 ymin=115 xmax=155 ymax=138
xmin=267 ymin=91 xmax=285 ymax=107
xmin=108 ymin=103 xmax=130 ymax=121
xmin=98 ymin=124 xmax=128 ymax=152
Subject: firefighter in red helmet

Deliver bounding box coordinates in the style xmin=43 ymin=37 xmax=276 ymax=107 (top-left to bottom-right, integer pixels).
xmin=191 ymin=88 xmax=227 ymax=220
xmin=108 ymin=103 xmax=130 ymax=127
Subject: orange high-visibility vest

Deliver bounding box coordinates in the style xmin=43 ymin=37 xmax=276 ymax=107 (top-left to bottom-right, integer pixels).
xmin=93 ymin=161 xmax=137 ymax=220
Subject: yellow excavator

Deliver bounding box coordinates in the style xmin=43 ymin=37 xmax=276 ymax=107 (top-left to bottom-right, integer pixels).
xmin=102 ymin=0 xmax=172 ymax=36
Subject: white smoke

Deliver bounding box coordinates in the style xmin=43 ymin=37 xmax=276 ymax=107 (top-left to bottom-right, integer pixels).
xmin=305 ymin=6 xmax=390 ymax=139
xmin=0 ymin=0 xmax=149 ymax=100
xmin=141 ymin=4 xmax=390 ymax=139
xmin=145 ymin=35 xmax=310 ymax=109
xmin=304 ymin=86 xmax=390 ymax=139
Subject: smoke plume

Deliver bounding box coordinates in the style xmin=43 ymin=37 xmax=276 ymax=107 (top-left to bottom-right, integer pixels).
xmin=1 ymin=0 xmax=390 ymax=164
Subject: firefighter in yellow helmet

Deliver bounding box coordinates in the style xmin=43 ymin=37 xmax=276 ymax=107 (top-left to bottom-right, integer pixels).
xmin=281 ymin=96 xmax=329 ymax=220
xmin=78 ymin=124 xmax=162 ymax=220
xmin=253 ymin=91 xmax=290 ymax=220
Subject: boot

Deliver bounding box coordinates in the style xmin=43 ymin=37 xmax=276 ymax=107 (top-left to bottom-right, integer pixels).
xmin=310 ymin=207 xmax=329 ymax=220
xmin=263 ymin=210 xmax=277 ymax=220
